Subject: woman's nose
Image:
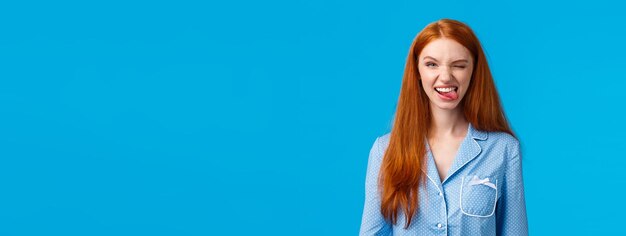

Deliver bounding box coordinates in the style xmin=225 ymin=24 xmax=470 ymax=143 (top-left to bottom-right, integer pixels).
xmin=438 ymin=66 xmax=454 ymax=81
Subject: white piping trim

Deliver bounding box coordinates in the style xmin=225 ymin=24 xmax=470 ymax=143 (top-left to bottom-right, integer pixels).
xmin=459 ymin=176 xmax=498 ymax=218
xmin=421 ymin=169 xmax=443 ymax=195
xmin=443 ymin=138 xmax=483 ymax=185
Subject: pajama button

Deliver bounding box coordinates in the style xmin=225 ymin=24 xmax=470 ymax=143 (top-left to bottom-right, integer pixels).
xmin=438 ymin=192 xmax=443 ymax=196
xmin=437 ymin=223 xmax=442 ymax=228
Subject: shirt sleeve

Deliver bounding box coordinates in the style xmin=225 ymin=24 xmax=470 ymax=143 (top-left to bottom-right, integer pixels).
xmin=495 ymin=141 xmax=529 ymax=236
xmin=359 ymin=137 xmax=392 ymax=236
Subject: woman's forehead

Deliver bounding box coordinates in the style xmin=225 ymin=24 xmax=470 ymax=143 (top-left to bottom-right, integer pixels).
xmin=419 ymin=38 xmax=472 ymax=62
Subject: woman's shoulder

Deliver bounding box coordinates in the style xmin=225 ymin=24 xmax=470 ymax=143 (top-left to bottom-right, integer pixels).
xmin=376 ymin=132 xmax=392 ymax=147
xmin=484 ymin=130 xmax=519 ymax=145
xmin=367 ymin=132 xmax=391 ymax=164
xmin=481 ymin=130 xmax=521 ymax=158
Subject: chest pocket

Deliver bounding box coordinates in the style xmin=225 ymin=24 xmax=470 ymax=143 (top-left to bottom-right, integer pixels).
xmin=460 ymin=175 xmax=498 ymax=217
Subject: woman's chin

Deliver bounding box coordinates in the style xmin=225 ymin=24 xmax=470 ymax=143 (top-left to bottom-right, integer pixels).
xmin=430 ymin=101 xmax=461 ymax=111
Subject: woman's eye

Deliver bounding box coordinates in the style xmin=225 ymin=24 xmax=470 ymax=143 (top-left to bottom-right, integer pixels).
xmin=454 ymin=65 xmax=466 ymax=69
xmin=426 ymin=62 xmax=437 ymax=67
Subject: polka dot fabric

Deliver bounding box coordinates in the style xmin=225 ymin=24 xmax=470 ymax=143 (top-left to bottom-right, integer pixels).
xmin=359 ymin=123 xmax=528 ymax=236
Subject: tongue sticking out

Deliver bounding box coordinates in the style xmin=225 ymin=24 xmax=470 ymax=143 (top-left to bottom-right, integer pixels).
xmin=440 ymin=90 xmax=458 ymax=100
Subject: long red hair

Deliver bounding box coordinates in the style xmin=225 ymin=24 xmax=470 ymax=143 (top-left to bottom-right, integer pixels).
xmin=379 ymin=19 xmax=515 ymax=228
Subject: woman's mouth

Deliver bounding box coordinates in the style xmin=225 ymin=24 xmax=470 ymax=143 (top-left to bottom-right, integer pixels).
xmin=435 ymin=87 xmax=459 ymax=101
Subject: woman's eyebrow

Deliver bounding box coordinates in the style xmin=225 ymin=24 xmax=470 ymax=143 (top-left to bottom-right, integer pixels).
xmin=422 ymin=56 xmax=469 ymax=63
xmin=422 ymin=56 xmax=439 ymax=62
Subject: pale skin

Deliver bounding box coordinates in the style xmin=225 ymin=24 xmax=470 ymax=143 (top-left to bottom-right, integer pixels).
xmin=417 ymin=38 xmax=474 ymax=182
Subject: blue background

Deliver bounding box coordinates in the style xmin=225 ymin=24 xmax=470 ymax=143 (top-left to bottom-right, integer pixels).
xmin=1 ymin=0 xmax=625 ymax=235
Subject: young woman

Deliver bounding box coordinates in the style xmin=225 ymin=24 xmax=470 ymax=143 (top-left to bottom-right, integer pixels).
xmin=359 ymin=19 xmax=528 ymax=235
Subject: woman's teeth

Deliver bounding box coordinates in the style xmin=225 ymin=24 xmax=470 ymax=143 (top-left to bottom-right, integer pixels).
xmin=435 ymin=86 xmax=459 ymax=100
xmin=435 ymin=87 xmax=457 ymax=93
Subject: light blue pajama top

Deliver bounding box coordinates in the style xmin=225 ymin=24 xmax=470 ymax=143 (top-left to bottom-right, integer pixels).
xmin=360 ymin=123 xmax=528 ymax=236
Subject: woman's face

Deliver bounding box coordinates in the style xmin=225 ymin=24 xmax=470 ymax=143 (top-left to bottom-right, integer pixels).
xmin=417 ymin=38 xmax=474 ymax=111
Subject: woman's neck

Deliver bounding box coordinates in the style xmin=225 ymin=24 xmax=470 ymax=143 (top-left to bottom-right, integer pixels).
xmin=428 ymin=105 xmax=468 ymax=139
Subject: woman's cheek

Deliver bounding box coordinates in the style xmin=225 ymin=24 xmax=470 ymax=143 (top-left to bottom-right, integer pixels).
xmin=421 ymin=71 xmax=438 ymax=81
